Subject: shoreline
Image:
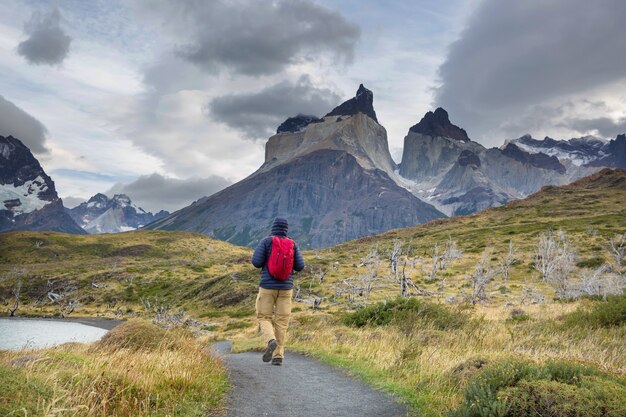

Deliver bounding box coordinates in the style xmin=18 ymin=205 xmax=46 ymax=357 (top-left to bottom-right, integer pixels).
xmin=0 ymin=316 xmax=123 ymax=330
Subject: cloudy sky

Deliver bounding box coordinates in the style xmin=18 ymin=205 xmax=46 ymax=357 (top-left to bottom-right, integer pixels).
xmin=1 ymin=0 xmax=625 ymax=212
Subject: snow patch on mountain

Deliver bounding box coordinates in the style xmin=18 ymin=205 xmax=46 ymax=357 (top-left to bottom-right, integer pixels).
xmin=506 ymin=135 xmax=608 ymax=166
xmin=0 ymin=175 xmax=50 ymax=215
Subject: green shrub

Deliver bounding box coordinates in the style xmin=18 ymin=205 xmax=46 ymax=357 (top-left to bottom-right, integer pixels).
xmin=343 ymin=297 xmax=467 ymax=330
xmin=565 ymin=294 xmax=626 ymax=328
xmin=505 ymin=309 xmax=530 ymax=323
xmin=449 ymin=359 xmax=626 ymax=417
xmin=576 ymin=257 xmax=605 ymax=268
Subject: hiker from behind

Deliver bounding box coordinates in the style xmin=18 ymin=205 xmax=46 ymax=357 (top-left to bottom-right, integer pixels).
xmin=251 ymin=217 xmax=305 ymax=366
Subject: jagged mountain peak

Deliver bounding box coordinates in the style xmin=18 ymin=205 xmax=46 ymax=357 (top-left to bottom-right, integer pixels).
xmin=112 ymin=193 xmax=131 ymax=204
xmin=0 ymin=135 xmax=85 ymax=234
xmin=409 ymin=107 xmax=470 ymax=142
xmin=68 ymin=192 xmax=168 ymax=233
xmin=262 ymin=84 xmax=395 ymax=176
xmin=276 ymin=114 xmax=320 ymax=134
xmin=325 ymin=83 xmax=378 ymax=122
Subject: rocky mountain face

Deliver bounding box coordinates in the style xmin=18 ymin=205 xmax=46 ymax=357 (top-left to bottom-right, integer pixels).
xmin=0 ymin=135 xmax=85 ymax=234
xmin=398 ymin=111 xmax=619 ymax=216
xmin=146 ymin=85 xmax=445 ymax=248
xmin=147 ymin=84 xmax=624 ymax=246
xmin=68 ymin=193 xmax=169 ymax=234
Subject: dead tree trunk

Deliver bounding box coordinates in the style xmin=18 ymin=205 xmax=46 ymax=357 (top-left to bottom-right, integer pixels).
xmin=8 ymin=280 xmax=22 ymax=317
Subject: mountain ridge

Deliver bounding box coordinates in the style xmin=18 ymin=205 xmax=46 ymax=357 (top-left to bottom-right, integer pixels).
xmin=68 ymin=192 xmax=169 ymax=234
xmin=0 ymin=135 xmax=85 ymax=234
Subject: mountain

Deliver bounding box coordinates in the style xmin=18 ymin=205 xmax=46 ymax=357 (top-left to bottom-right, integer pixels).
xmin=0 ymin=135 xmax=85 ymax=234
xmin=145 ymin=85 xmax=445 ymax=248
xmin=398 ymin=109 xmax=603 ymax=216
xmin=506 ymin=133 xmax=626 ymax=170
xmin=68 ymin=193 xmax=169 ymax=234
xmin=146 ymin=85 xmax=624 ymax=246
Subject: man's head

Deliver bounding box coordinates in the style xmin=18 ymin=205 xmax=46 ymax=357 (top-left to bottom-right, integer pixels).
xmin=271 ymin=217 xmax=288 ymax=237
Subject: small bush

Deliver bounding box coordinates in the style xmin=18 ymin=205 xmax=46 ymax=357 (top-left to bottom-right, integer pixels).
xmin=506 ymin=309 xmax=530 ymax=323
xmin=565 ymin=294 xmax=626 ymax=328
xmin=449 ymin=359 xmax=626 ymax=417
xmin=576 ymin=257 xmax=605 ymax=268
xmin=95 ymin=319 xmax=187 ymax=351
xmin=343 ymin=297 xmax=467 ymax=330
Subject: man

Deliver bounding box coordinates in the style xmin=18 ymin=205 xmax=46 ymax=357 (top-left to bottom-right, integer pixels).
xmin=251 ymin=217 xmax=305 ymax=366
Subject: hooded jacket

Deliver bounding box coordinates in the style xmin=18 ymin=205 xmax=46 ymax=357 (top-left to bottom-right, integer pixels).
xmin=251 ymin=217 xmax=305 ymax=290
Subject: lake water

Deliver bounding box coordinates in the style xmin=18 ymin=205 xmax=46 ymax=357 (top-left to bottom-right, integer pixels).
xmin=0 ymin=318 xmax=110 ymax=350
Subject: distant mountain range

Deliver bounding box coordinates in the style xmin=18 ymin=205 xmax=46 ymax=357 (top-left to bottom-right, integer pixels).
xmin=2 ymin=85 xmax=624 ymax=246
xmin=396 ymin=108 xmax=619 ymax=216
xmin=67 ymin=193 xmax=169 ymax=234
xmin=0 ymin=135 xmax=167 ymax=235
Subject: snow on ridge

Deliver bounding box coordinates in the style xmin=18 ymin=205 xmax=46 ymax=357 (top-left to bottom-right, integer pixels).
xmin=513 ymin=142 xmax=595 ymax=166
xmin=0 ymin=176 xmax=50 ymax=215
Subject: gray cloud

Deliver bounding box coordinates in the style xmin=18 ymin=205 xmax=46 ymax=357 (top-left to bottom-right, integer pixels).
xmin=208 ymin=75 xmax=341 ymax=139
xmin=106 ymin=173 xmax=232 ymax=213
xmin=17 ymin=8 xmax=72 ymax=66
xmin=435 ymin=0 xmax=626 ymax=142
xmin=134 ymin=0 xmax=359 ymax=76
xmin=564 ymin=117 xmax=626 ymax=139
xmin=0 ymin=95 xmax=49 ymax=153
xmin=61 ymin=196 xmax=86 ymax=209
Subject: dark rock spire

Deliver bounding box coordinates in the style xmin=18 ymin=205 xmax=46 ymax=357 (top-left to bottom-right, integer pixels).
xmin=409 ymin=107 xmax=470 ymax=142
xmin=324 ymin=84 xmax=378 ymax=122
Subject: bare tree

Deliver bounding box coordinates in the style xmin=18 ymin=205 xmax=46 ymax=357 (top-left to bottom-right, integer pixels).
xmin=427 ymin=243 xmax=441 ymax=281
xmin=441 ymin=235 xmax=463 ymax=269
xmin=60 ymin=300 xmax=79 ymax=317
xmin=141 ymin=295 xmax=185 ymax=326
xmin=520 ymin=285 xmax=545 ymax=305
xmin=607 ymin=233 xmax=626 ymax=268
xmin=499 ymin=240 xmax=516 ymax=281
xmin=469 ymin=249 xmax=494 ymax=304
xmin=534 ymin=230 xmax=558 ymax=281
xmin=545 ymin=232 xmax=578 ymax=299
xmin=389 ymin=240 xmax=402 ymax=277
xmin=8 ymin=280 xmax=22 ymax=316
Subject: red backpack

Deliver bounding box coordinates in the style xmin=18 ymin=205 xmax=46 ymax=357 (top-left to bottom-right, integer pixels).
xmin=267 ymin=236 xmax=295 ymax=281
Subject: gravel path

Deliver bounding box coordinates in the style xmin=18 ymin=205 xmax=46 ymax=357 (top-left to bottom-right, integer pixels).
xmin=211 ymin=341 xmax=409 ymax=417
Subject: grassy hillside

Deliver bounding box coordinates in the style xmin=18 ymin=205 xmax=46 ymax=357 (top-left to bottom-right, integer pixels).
xmin=0 ymin=230 xmax=258 ymax=320
xmin=1 ymin=168 xmax=625 ymax=416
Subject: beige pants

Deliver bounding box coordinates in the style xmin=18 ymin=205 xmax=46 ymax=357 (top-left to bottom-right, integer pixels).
xmin=255 ymin=287 xmax=293 ymax=359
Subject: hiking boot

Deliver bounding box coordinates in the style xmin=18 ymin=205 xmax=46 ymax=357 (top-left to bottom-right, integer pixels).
xmin=272 ymin=357 xmax=283 ymax=366
xmin=262 ymin=339 xmax=277 ymax=362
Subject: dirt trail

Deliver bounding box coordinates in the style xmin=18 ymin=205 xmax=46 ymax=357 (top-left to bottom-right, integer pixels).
xmin=211 ymin=341 xmax=409 ymax=417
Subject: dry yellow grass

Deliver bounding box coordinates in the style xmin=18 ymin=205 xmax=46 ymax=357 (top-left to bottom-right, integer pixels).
xmin=255 ymin=302 xmax=626 ymax=416
xmin=0 ymin=319 xmax=228 ymax=416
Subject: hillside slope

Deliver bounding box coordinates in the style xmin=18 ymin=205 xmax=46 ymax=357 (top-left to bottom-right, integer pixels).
xmin=1 ymin=169 xmax=624 ymax=317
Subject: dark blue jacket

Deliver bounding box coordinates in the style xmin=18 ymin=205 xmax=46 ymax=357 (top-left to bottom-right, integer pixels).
xmin=252 ymin=236 xmax=305 ymax=290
